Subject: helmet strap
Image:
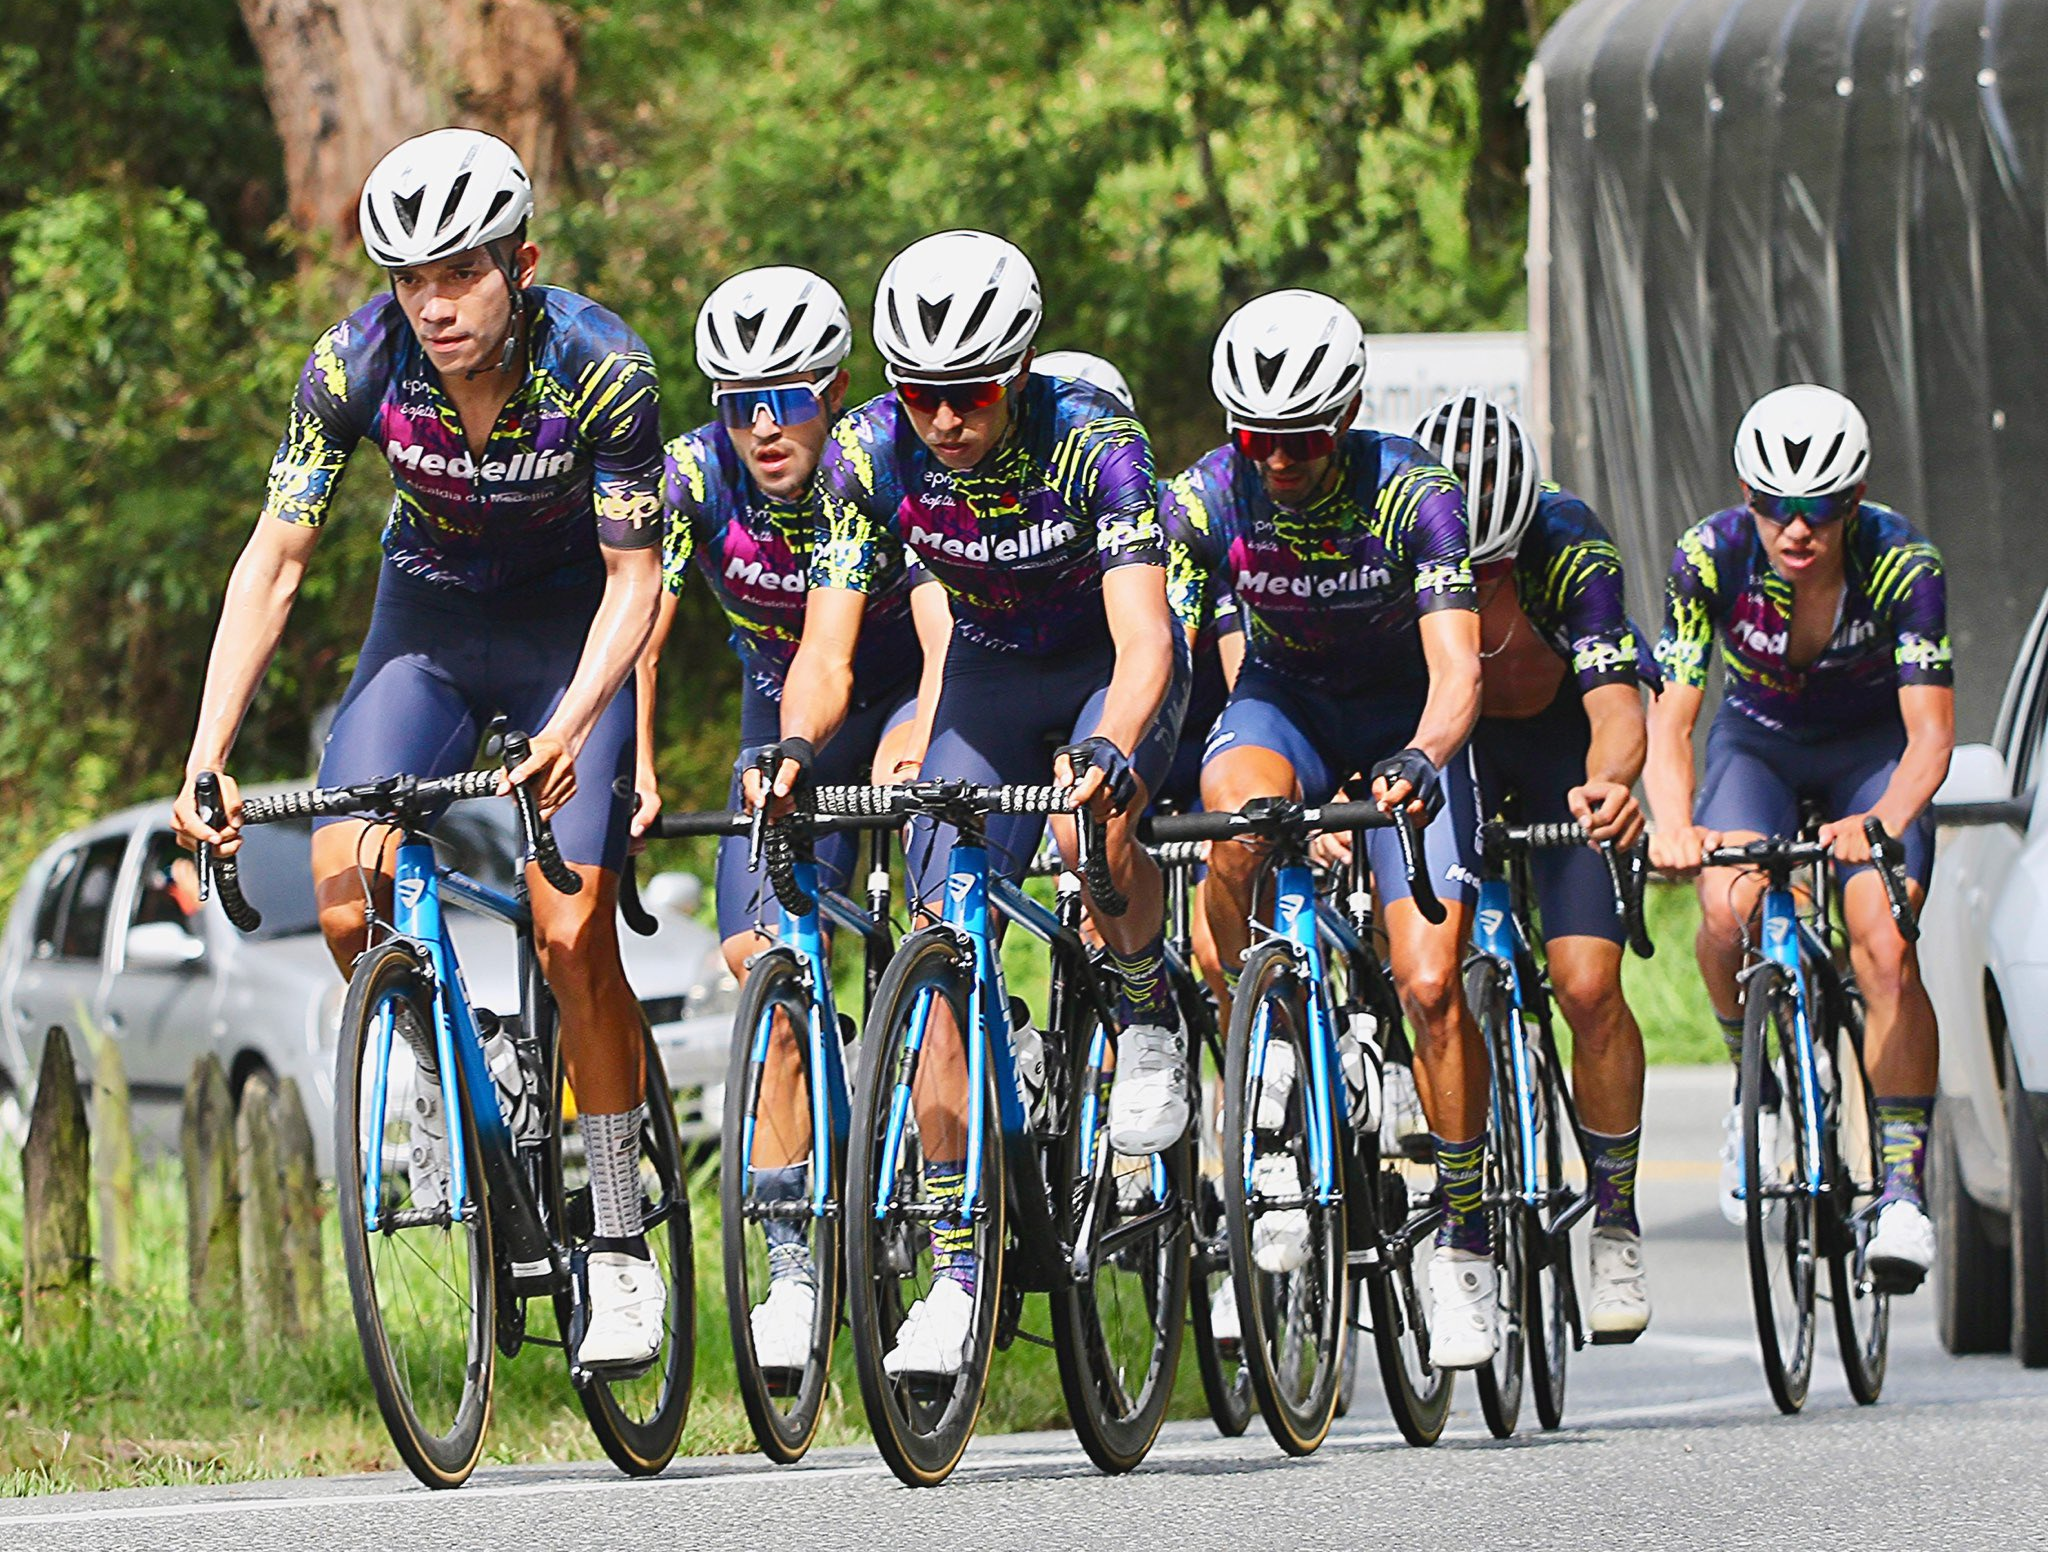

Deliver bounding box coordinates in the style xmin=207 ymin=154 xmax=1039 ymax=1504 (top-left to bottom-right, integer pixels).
xmin=468 ymin=238 xmax=527 ymax=381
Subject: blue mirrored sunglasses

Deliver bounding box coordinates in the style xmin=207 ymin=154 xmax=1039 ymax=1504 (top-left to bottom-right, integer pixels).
xmin=712 ymin=380 xmax=827 ymax=430
xmin=1748 ymin=490 xmax=1857 ymax=526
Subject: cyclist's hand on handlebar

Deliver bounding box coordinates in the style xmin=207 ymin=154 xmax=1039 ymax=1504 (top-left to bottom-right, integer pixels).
xmin=174 ymin=770 xmax=244 ymax=855
xmin=1055 ymin=736 xmax=1136 ymax=817
xmin=503 ymin=728 xmax=577 ymax=818
xmin=1309 ymin=828 xmax=1353 ymax=867
xmin=1819 ymin=811 xmax=1883 ymax=866
xmin=629 ymin=768 xmax=662 ymax=855
xmin=1648 ymin=823 xmax=1719 ymax=876
xmin=1570 ymin=781 xmax=1643 ymax=847
xmin=1369 ymin=748 xmax=1442 ymax=823
xmin=740 ymin=738 xmax=813 ymax=819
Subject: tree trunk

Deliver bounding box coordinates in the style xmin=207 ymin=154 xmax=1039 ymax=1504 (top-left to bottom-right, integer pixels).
xmin=234 ymin=0 xmax=580 ymax=252
xmin=237 ymin=1072 xmax=295 ymax=1344
xmin=23 ymin=1028 xmax=91 ymax=1346
xmin=85 ymin=1019 xmax=136 ymax=1294
xmin=182 ymin=1055 xmax=241 ymax=1321
xmin=274 ymin=1077 xmax=324 ymax=1335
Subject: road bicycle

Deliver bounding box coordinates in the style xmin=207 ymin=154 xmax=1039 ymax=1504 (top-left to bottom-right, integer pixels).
xmin=1465 ymin=817 xmax=1652 ymax=1436
xmin=195 ymin=738 xmax=694 ymax=1489
xmin=1146 ymin=796 xmax=1449 ymax=1455
xmin=1702 ymin=817 xmax=1917 ymax=1413
xmin=815 ymin=778 xmax=1191 ymax=1486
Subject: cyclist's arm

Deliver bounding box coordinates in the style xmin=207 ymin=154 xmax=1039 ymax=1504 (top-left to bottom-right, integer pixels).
xmin=631 ymin=588 xmax=681 ymax=837
xmin=1822 ymin=683 xmax=1955 ymax=861
xmin=766 ymin=586 xmax=866 ymax=806
xmin=896 ymin=577 xmax=952 ymax=777
xmin=1217 ymin=618 xmax=1245 ymax=692
xmin=1407 ymin=607 xmax=1481 ymax=768
xmin=1088 ymin=561 xmax=1174 ymax=756
xmin=1571 ymin=681 xmax=1648 ymax=844
xmin=1644 ymin=682 xmax=1710 ymax=868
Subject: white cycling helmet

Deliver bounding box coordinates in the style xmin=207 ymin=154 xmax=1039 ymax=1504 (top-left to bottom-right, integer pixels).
xmin=1032 ymin=350 xmax=1135 ymax=412
xmin=1733 ymin=384 xmax=1871 ymax=497
xmin=359 ymin=128 xmax=533 ymax=269
xmin=874 ymin=230 xmax=1041 ymax=381
xmin=696 ymin=266 xmax=852 ymax=383
xmin=1211 ymin=289 xmax=1367 ymax=430
xmin=1412 ymin=390 xmax=1543 ymax=564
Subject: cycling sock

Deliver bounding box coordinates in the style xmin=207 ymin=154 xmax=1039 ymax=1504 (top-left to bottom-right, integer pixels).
xmin=583 ymin=1107 xmax=646 ymax=1241
xmin=753 ymin=1162 xmax=816 ymax=1285
xmin=1585 ymin=1126 xmax=1642 ymax=1235
xmin=1875 ymin=1096 xmax=1933 ymax=1207
xmin=1717 ymin=1013 xmax=1744 ymax=1065
xmin=926 ymin=1157 xmax=976 ymax=1295
xmin=1105 ymin=934 xmax=1176 ymax=1027
xmin=1432 ymin=1135 xmax=1489 ymax=1255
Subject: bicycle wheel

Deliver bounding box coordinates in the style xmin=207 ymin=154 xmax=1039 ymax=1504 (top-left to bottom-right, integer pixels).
xmin=1827 ymin=995 xmax=1889 ymax=1404
xmin=569 ymin=1030 xmax=696 ymax=1474
xmin=1742 ymin=963 xmax=1818 ymax=1413
xmin=1221 ymin=941 xmax=1347 ymax=1456
xmin=335 ymin=940 xmax=494 ymax=1489
xmin=1467 ymin=962 xmax=1526 ymax=1439
xmin=1367 ymin=1048 xmax=1454 ymax=1447
xmin=721 ymin=950 xmax=841 ymax=1462
xmin=1184 ymin=982 xmax=1252 ymax=1436
xmin=1051 ymin=1001 xmax=1191 ymax=1472
xmin=1525 ymin=1032 xmax=1572 ymax=1431
xmin=846 ymin=929 xmax=1004 ymax=1487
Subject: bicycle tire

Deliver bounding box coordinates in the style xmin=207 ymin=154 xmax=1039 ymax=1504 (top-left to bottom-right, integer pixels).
xmin=1049 ymin=1001 xmax=1191 ymax=1472
xmin=1468 ymin=961 xmax=1527 ymax=1439
xmin=335 ymin=940 xmax=495 ymax=1489
xmin=1365 ymin=1050 xmax=1453 ymax=1447
xmin=1183 ymin=978 xmax=1253 ymax=1437
xmin=1827 ymin=994 xmax=1889 ymax=1404
xmin=1222 ymin=941 xmax=1347 ymax=1456
xmin=721 ymin=951 xmax=841 ymax=1462
xmin=1743 ymin=964 xmax=1818 ymax=1413
xmin=846 ymin=929 xmax=1004 ymax=1487
xmin=571 ymin=1029 xmax=697 ymax=1474
xmin=1525 ymin=1028 xmax=1572 ymax=1431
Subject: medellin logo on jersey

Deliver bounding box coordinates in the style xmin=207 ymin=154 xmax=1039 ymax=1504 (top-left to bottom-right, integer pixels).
xmin=385 ymin=439 xmax=576 ymax=483
xmin=905 ymin=515 xmax=1079 ymax=564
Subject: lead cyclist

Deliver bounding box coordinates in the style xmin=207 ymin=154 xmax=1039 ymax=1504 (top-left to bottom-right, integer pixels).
xmin=171 ymin=129 xmax=670 ymax=1369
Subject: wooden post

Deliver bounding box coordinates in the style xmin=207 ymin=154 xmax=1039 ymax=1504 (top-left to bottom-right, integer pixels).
xmin=22 ymin=1028 xmax=91 ymax=1345
xmin=83 ymin=1017 xmax=135 ymax=1293
xmin=274 ymin=1077 xmax=323 ymax=1333
xmin=236 ymin=1072 xmax=294 ymax=1343
xmin=181 ymin=1055 xmax=239 ymax=1319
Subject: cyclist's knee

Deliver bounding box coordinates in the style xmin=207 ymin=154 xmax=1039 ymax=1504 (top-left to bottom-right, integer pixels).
xmin=1397 ymin=957 xmax=1464 ymax=1038
xmin=722 ymin=930 xmax=770 ymax=981
xmin=1549 ymin=948 xmax=1626 ymax=1036
xmin=1205 ymin=835 xmax=1263 ymax=893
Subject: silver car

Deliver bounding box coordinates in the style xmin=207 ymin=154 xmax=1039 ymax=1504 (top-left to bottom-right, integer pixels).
xmin=1922 ymin=586 xmax=2048 ymax=1366
xmin=0 ymin=789 xmax=737 ymax=1170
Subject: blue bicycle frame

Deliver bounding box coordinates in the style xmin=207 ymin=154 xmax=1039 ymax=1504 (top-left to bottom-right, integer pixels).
xmin=1472 ymin=875 xmax=1550 ymax=1212
xmin=1755 ymin=881 xmax=1830 ymax=1200
xmin=1243 ymin=863 xmax=1349 ymax=1212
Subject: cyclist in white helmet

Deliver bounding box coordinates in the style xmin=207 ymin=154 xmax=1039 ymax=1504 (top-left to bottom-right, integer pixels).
xmin=1646 ymin=384 xmax=1954 ymax=1288
xmin=755 ymin=231 xmax=1191 ymax=1376
xmin=633 ymin=266 xmax=947 ymax=1367
xmin=174 ymin=127 xmax=672 ymax=1370
xmin=1412 ymin=389 xmax=1657 ymax=1341
xmin=1165 ymin=290 xmax=1497 ymax=1368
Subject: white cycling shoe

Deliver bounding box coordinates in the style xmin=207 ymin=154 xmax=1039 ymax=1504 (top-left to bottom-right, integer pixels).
xmin=1208 ymin=1280 xmax=1242 ymax=1347
xmin=1586 ymin=1228 xmax=1651 ymax=1343
xmin=1253 ymin=1040 xmax=1297 ymax=1132
xmin=1251 ymin=1152 xmax=1311 ymax=1273
xmin=749 ymin=1278 xmax=818 ymax=1370
xmin=579 ymin=1250 xmax=667 ymax=1370
xmin=883 ymin=1276 xmax=975 ymax=1377
xmin=406 ymin=1069 xmax=450 ymax=1213
xmin=1427 ymin=1250 xmax=1500 ymax=1370
xmin=1719 ymin=1103 xmax=1780 ymax=1226
xmin=1108 ymin=1022 xmax=1191 ymax=1155
xmin=1866 ymin=1199 xmax=1935 ymax=1293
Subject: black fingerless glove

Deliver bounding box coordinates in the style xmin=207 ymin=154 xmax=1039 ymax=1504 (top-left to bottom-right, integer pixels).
xmin=1057 ymin=735 xmax=1139 ymax=813
xmin=1369 ymin=747 xmax=1443 ymax=820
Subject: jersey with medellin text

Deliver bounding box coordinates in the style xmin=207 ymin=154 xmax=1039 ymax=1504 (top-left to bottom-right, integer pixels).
xmin=811 ymin=373 xmax=1164 ymax=657
xmin=1513 ymin=486 xmax=1656 ymax=694
xmin=1654 ymin=501 xmax=1952 ymax=739
xmin=661 ymin=421 xmax=918 ymax=702
xmin=261 ymin=287 xmax=662 ymax=593
xmin=1163 ymin=429 xmax=1475 ymax=696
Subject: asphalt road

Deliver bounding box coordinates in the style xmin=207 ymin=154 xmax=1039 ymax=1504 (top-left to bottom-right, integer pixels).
xmin=6 ymin=1068 xmax=2047 ymax=1552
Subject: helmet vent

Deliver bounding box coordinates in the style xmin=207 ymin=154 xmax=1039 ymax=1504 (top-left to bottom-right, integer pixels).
xmin=918 ymin=294 xmax=952 ymax=343
xmin=958 ymin=284 xmax=999 ymax=345
xmin=1819 ymin=431 xmax=1845 ymax=474
xmin=435 ymin=173 xmax=472 ymax=234
xmin=1784 ymin=435 xmax=1811 ymax=473
xmin=393 ymin=188 xmax=424 ymax=236
xmin=770 ymin=308 xmax=805 ymax=355
xmin=1254 ymin=349 xmax=1285 ymax=392
xmin=1296 ymin=342 xmax=1331 ymax=395
xmin=735 ymin=309 xmax=765 ymax=351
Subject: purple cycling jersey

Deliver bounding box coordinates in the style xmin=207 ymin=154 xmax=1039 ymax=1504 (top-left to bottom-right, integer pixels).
xmin=661 ymin=421 xmax=918 ymax=702
xmin=1512 ymin=486 xmax=1655 ymax=695
xmin=1655 ymin=501 xmax=1952 ymax=738
xmin=811 ymin=373 xmax=1164 ymax=657
xmin=1163 ymin=430 xmax=1475 ymax=695
xmin=262 ymin=287 xmax=662 ymax=593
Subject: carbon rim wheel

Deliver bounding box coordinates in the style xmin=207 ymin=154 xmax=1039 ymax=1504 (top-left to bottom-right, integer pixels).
xmin=335 ymin=941 xmax=494 ymax=1489
xmin=721 ymin=952 xmax=841 ymax=1462
xmin=1526 ymin=1038 xmax=1571 ymax=1431
xmin=1187 ymin=982 xmax=1253 ymax=1436
xmin=1222 ymin=942 xmax=1346 ymax=1456
xmin=1051 ymin=1003 xmax=1191 ymax=1473
xmin=1368 ymin=1051 xmax=1453 ymax=1447
xmin=1468 ymin=962 xmax=1526 ymax=1438
xmin=1826 ymin=997 xmax=1889 ymax=1404
xmin=568 ymin=1031 xmax=696 ymax=1475
xmin=1743 ymin=967 xmax=1818 ymax=1414
xmin=846 ymin=930 xmax=1003 ymax=1487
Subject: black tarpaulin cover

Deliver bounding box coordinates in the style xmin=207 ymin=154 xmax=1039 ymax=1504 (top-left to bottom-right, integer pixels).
xmin=1532 ymin=0 xmax=2048 ymax=736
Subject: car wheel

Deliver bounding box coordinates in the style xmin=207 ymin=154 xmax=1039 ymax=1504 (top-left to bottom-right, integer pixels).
xmin=2007 ymin=1046 xmax=2048 ymax=1368
xmin=1932 ymin=1100 xmax=2009 ymax=1355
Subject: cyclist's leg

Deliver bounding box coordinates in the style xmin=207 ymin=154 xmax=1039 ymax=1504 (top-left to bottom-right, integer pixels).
xmin=1691 ymin=713 xmax=1792 ymax=1047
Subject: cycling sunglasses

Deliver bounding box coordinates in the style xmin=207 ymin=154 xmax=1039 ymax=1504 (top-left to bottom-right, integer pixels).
xmin=1234 ymin=426 xmax=1338 ymax=462
xmin=1748 ymin=489 xmax=1857 ymax=527
xmin=712 ymin=380 xmax=827 ymax=431
xmin=895 ymin=377 xmax=1010 ymax=416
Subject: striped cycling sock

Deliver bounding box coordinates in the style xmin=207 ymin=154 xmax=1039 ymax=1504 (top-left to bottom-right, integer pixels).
xmin=1433 ymin=1135 xmax=1490 ymax=1255
xmin=1105 ymin=934 xmax=1176 ymax=1027
xmin=1720 ymin=1013 xmax=1781 ymax=1109
xmin=752 ymin=1162 xmax=815 ymax=1285
xmin=1875 ymin=1096 xmax=1933 ymax=1208
xmin=1585 ymin=1126 xmax=1642 ymax=1234
xmin=926 ymin=1157 xmax=976 ymax=1295
xmin=582 ymin=1107 xmax=646 ymax=1243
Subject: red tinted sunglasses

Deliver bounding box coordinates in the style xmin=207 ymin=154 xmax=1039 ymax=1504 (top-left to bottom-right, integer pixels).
xmin=1234 ymin=426 xmax=1338 ymax=462
xmin=898 ymin=378 xmax=1009 ymax=416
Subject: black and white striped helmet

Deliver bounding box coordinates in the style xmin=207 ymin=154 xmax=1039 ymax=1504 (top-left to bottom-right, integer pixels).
xmin=1733 ymin=384 xmax=1871 ymax=497
xmin=1211 ymin=290 xmax=1367 ymax=429
xmin=695 ymin=266 xmax=852 ymax=383
xmin=1412 ymin=391 xmax=1542 ymax=564
xmin=358 ymin=128 xmax=532 ymax=269
xmin=874 ymin=230 xmax=1041 ymax=381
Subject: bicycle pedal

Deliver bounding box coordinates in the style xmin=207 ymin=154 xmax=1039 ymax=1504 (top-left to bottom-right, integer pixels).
xmin=762 ymin=1364 xmax=807 ymax=1398
xmin=1589 ymin=1327 xmax=1644 ymax=1347
xmin=1399 ymin=1134 xmax=1436 ymax=1164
